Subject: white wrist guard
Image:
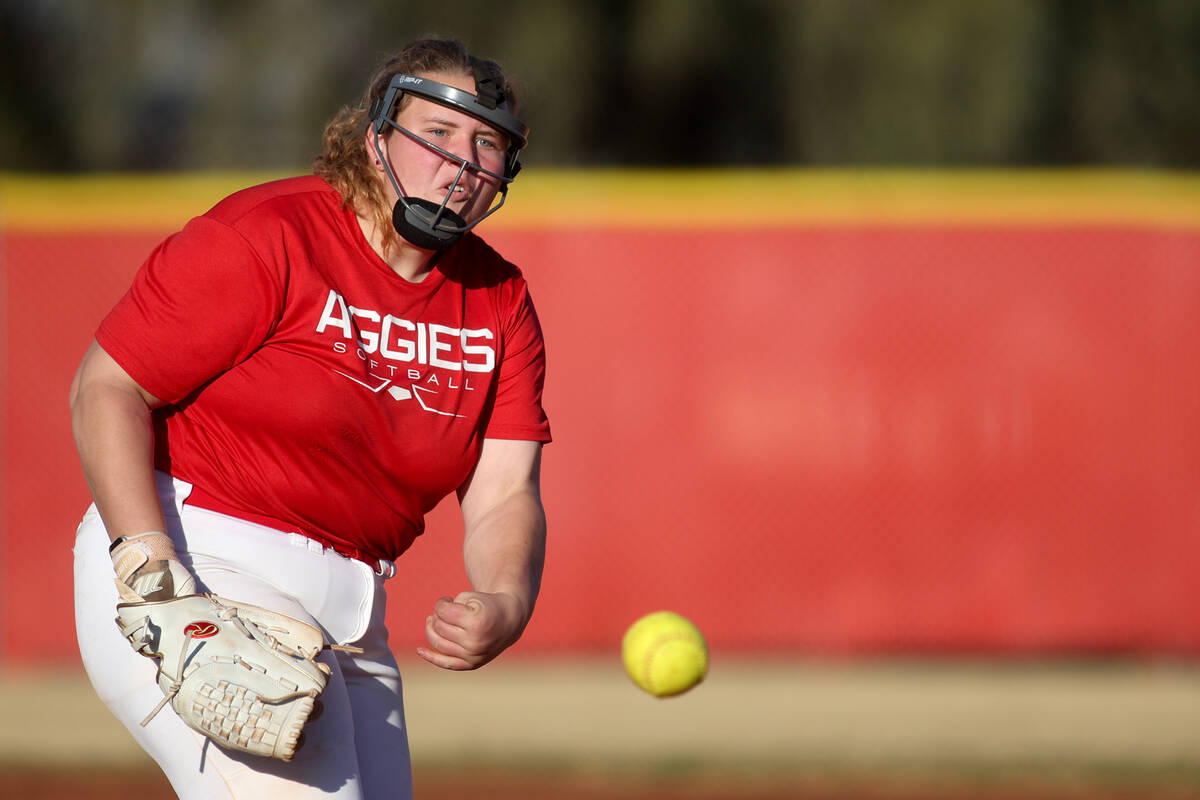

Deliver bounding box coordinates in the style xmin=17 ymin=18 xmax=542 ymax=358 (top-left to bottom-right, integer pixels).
xmin=110 ymin=531 xmax=196 ymax=603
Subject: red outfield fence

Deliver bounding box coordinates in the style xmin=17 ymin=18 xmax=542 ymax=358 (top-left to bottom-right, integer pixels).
xmin=3 ymin=171 xmax=1199 ymax=665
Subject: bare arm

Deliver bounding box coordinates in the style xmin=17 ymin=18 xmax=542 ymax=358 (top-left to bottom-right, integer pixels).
xmin=69 ymin=339 xmax=167 ymax=542
xmin=417 ymin=438 xmax=546 ymax=670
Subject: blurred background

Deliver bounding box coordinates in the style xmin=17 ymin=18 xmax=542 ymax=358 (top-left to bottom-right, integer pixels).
xmin=3 ymin=0 xmax=1200 ymax=170
xmin=2 ymin=1 xmax=1200 ymax=798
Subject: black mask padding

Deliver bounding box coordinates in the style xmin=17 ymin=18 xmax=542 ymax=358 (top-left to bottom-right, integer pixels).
xmin=392 ymin=198 xmax=468 ymax=251
xmin=475 ymin=76 xmax=505 ymax=110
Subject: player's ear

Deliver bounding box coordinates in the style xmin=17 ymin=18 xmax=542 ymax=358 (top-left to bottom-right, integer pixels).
xmin=364 ymin=131 xmax=385 ymax=173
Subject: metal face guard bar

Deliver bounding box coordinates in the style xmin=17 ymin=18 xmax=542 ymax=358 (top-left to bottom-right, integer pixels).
xmin=370 ymin=126 xmax=510 ymax=235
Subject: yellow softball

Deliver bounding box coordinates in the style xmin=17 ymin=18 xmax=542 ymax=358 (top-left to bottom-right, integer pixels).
xmin=621 ymin=611 xmax=708 ymax=697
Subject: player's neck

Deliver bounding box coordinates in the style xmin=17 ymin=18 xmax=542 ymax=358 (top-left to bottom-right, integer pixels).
xmin=384 ymin=242 xmax=437 ymax=283
xmin=356 ymin=213 xmax=436 ymax=283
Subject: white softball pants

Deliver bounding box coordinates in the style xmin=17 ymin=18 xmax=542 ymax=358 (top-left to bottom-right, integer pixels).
xmin=74 ymin=472 xmax=412 ymax=800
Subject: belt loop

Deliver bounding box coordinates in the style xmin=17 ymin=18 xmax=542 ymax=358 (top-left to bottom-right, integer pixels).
xmin=287 ymin=529 xmax=392 ymax=576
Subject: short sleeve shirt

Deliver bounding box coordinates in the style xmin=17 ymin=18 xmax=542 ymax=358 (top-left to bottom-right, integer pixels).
xmin=97 ymin=176 xmax=550 ymax=561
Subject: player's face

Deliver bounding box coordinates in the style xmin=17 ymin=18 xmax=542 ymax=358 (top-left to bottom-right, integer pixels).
xmin=372 ymin=71 xmax=508 ymax=227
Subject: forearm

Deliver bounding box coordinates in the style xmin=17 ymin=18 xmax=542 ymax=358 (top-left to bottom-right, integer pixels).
xmin=71 ymin=368 xmax=165 ymax=541
xmin=461 ymin=488 xmax=546 ymax=627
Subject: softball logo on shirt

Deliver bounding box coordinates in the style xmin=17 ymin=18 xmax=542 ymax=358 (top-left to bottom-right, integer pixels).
xmin=314 ymin=289 xmax=494 ymax=417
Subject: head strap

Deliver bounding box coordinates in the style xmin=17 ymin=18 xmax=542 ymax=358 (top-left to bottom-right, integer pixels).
xmin=369 ymin=73 xmax=528 ymax=149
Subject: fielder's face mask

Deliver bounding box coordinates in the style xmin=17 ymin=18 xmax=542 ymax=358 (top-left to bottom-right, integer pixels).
xmin=368 ymin=73 xmax=529 ymax=250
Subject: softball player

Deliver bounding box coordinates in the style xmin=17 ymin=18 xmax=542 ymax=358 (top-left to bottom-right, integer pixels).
xmin=70 ymin=37 xmax=550 ymax=799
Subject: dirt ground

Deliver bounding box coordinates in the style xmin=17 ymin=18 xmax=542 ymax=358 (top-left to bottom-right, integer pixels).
xmin=5 ymin=659 xmax=1200 ymax=798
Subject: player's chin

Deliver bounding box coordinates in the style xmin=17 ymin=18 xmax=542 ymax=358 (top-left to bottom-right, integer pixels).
xmin=459 ymin=200 xmax=492 ymax=225
xmin=467 ymin=188 xmax=500 ymax=215
xmin=434 ymin=197 xmax=479 ymax=225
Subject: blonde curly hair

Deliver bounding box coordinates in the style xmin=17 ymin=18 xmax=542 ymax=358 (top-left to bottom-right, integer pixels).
xmin=313 ymin=37 xmax=520 ymax=255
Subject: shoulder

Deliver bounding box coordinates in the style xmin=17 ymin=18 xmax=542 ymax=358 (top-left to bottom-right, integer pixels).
xmin=203 ymin=175 xmax=343 ymax=229
xmin=162 ymin=177 xmax=343 ymax=283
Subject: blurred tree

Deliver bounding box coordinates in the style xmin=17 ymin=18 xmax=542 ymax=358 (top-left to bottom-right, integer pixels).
xmin=0 ymin=0 xmax=1196 ymax=171
xmin=785 ymin=0 xmax=1048 ymax=164
xmin=1027 ymin=0 xmax=1200 ymax=165
xmin=590 ymin=0 xmax=787 ymax=165
xmin=0 ymin=2 xmax=82 ymax=170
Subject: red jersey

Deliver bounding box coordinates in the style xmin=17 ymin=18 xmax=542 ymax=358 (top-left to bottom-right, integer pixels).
xmin=97 ymin=176 xmax=550 ymax=561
